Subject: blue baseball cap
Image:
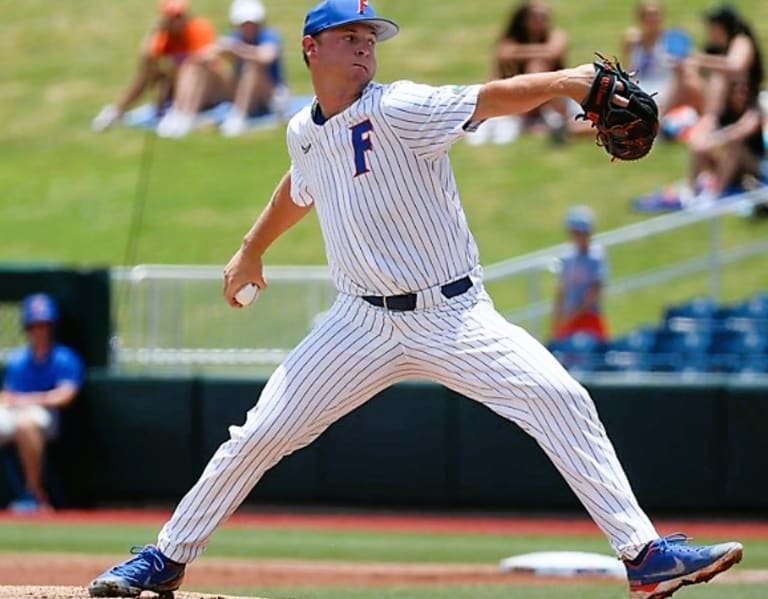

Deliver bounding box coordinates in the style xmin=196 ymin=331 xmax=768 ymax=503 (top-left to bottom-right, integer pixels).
xmin=22 ymin=293 xmax=58 ymax=328
xmin=303 ymin=0 xmax=399 ymax=42
xmin=565 ymin=206 xmax=594 ymax=233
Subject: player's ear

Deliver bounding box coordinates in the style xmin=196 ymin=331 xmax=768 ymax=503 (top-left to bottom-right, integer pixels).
xmin=302 ymin=35 xmax=318 ymax=63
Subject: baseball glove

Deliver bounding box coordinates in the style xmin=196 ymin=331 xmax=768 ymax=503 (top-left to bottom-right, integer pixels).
xmin=577 ymin=54 xmax=659 ymax=161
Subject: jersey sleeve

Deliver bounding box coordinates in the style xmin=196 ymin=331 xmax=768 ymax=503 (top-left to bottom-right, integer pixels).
xmin=380 ymin=81 xmax=481 ymax=159
xmin=286 ymin=117 xmax=315 ymax=207
xmin=289 ymin=163 xmax=315 ymax=207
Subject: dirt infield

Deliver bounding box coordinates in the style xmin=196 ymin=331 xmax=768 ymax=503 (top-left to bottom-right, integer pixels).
xmin=0 ymin=552 xmax=766 ymax=596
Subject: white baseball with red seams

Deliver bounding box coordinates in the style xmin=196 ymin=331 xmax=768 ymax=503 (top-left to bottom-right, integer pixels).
xmin=155 ymin=79 xmax=659 ymax=564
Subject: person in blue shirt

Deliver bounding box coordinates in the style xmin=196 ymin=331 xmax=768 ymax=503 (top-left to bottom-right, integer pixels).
xmin=218 ymin=0 xmax=289 ymax=137
xmin=0 ymin=293 xmax=84 ymax=513
xmin=551 ymin=206 xmax=609 ymax=342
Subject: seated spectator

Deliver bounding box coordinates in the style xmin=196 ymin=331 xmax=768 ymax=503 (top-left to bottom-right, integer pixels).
xmin=687 ymin=75 xmax=765 ymax=202
xmin=551 ymin=207 xmax=609 ymax=343
xmin=92 ymin=0 xmax=233 ymax=138
xmin=621 ymin=2 xmax=695 ymax=116
xmin=217 ymin=0 xmax=289 ymax=137
xmin=468 ymin=1 xmax=575 ymax=145
xmin=682 ymin=4 xmax=764 ymax=129
xmin=0 ymin=294 xmax=84 ymax=513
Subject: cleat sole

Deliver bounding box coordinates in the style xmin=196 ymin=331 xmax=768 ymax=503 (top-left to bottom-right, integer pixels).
xmin=630 ymin=543 xmax=743 ymax=599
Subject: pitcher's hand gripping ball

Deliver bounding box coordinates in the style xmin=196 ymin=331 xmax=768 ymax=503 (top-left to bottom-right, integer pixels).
xmin=235 ymin=283 xmax=259 ymax=306
xmin=577 ymin=54 xmax=659 ymax=161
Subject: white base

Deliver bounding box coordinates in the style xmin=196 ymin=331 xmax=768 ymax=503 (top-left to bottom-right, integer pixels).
xmin=498 ymin=550 xmax=626 ymax=579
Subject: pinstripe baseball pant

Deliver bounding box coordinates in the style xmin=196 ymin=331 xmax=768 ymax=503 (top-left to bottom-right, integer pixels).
xmin=158 ymin=283 xmax=658 ymax=563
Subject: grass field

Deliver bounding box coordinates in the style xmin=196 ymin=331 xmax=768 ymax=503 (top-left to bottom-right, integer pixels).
xmin=224 ymin=587 xmax=768 ymax=599
xmin=1 ymin=519 xmax=767 ymax=598
xmin=2 ymin=1 xmax=768 ymax=334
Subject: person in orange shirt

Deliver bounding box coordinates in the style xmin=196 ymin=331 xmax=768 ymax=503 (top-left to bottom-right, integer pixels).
xmin=92 ymin=0 xmax=233 ymax=138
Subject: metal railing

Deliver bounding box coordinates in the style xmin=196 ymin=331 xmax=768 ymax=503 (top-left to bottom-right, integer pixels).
xmin=111 ymin=264 xmax=335 ymax=371
xmin=110 ymin=188 xmax=768 ymax=370
xmin=484 ymin=187 xmax=768 ymax=337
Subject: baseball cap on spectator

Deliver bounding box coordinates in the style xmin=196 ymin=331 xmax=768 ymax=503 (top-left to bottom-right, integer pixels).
xmin=159 ymin=0 xmax=188 ymax=17
xmin=565 ymin=206 xmax=594 ymax=233
xmin=303 ymin=0 xmax=399 ymax=42
xmin=230 ymin=0 xmax=266 ymax=25
xmin=21 ymin=293 xmax=58 ymax=329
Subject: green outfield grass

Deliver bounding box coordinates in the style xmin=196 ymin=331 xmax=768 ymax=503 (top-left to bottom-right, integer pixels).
xmin=2 ymin=1 xmax=768 ymax=335
xmin=2 ymin=521 xmax=767 ymax=567
xmin=218 ymin=586 xmax=768 ymax=599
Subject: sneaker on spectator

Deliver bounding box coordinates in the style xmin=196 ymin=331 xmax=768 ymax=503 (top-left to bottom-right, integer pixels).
xmin=220 ymin=110 xmax=248 ymax=137
xmin=490 ymin=116 xmax=522 ymax=145
xmin=88 ymin=544 xmax=185 ymax=597
xmin=157 ymin=110 xmax=195 ymax=138
xmin=91 ymin=104 xmax=120 ymax=132
xmin=624 ymin=533 xmax=742 ymax=599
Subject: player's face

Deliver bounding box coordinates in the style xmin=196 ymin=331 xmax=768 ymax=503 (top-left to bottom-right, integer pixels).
xmin=312 ymin=24 xmax=378 ymax=87
xmin=26 ymin=322 xmax=53 ymax=352
xmin=161 ymin=14 xmax=187 ymax=37
xmin=705 ymin=22 xmax=729 ymax=52
xmin=639 ymin=3 xmax=662 ymax=35
xmin=524 ymin=2 xmax=550 ymax=39
xmin=239 ymin=21 xmax=260 ymax=40
xmin=569 ymin=230 xmax=590 ymax=251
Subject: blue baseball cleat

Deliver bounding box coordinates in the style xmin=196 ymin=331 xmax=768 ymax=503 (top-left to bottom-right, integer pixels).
xmin=88 ymin=544 xmax=185 ymax=597
xmin=624 ymin=533 xmax=743 ymax=598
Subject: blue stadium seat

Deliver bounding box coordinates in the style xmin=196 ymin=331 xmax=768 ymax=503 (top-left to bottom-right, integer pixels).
xmin=705 ymin=329 xmax=752 ymax=372
xmin=652 ymin=329 xmax=711 ymax=353
xmin=665 ymin=316 xmax=716 ymax=333
xmin=548 ymin=333 xmax=602 ymax=373
xmin=719 ymin=315 xmax=768 ymax=334
xmin=664 ymin=298 xmax=718 ymax=334
xmin=650 ymin=329 xmax=711 ymax=372
xmin=736 ymin=354 xmax=768 ymax=375
xmin=601 ymin=350 xmax=653 ymax=372
xmin=664 ymin=297 xmax=717 ymax=320
xmin=606 ymin=327 xmax=656 ymax=353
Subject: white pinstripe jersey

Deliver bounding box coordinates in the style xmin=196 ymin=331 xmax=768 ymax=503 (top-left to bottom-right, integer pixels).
xmin=287 ymin=80 xmax=482 ymax=296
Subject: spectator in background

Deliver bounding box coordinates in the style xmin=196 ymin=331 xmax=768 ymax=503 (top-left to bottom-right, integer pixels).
xmin=0 ymin=294 xmax=83 ymax=513
xmin=621 ymin=1 xmax=697 ymax=116
xmin=217 ymin=0 xmax=289 ymax=137
xmin=552 ymin=207 xmax=609 ymax=343
xmin=685 ymin=4 xmax=764 ymax=131
xmin=91 ymin=0 xmax=233 ymax=138
xmin=687 ymin=75 xmax=765 ymax=202
xmin=468 ymin=0 xmax=570 ymax=145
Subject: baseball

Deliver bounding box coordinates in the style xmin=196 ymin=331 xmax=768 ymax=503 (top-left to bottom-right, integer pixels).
xmin=234 ymin=283 xmax=259 ymax=306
